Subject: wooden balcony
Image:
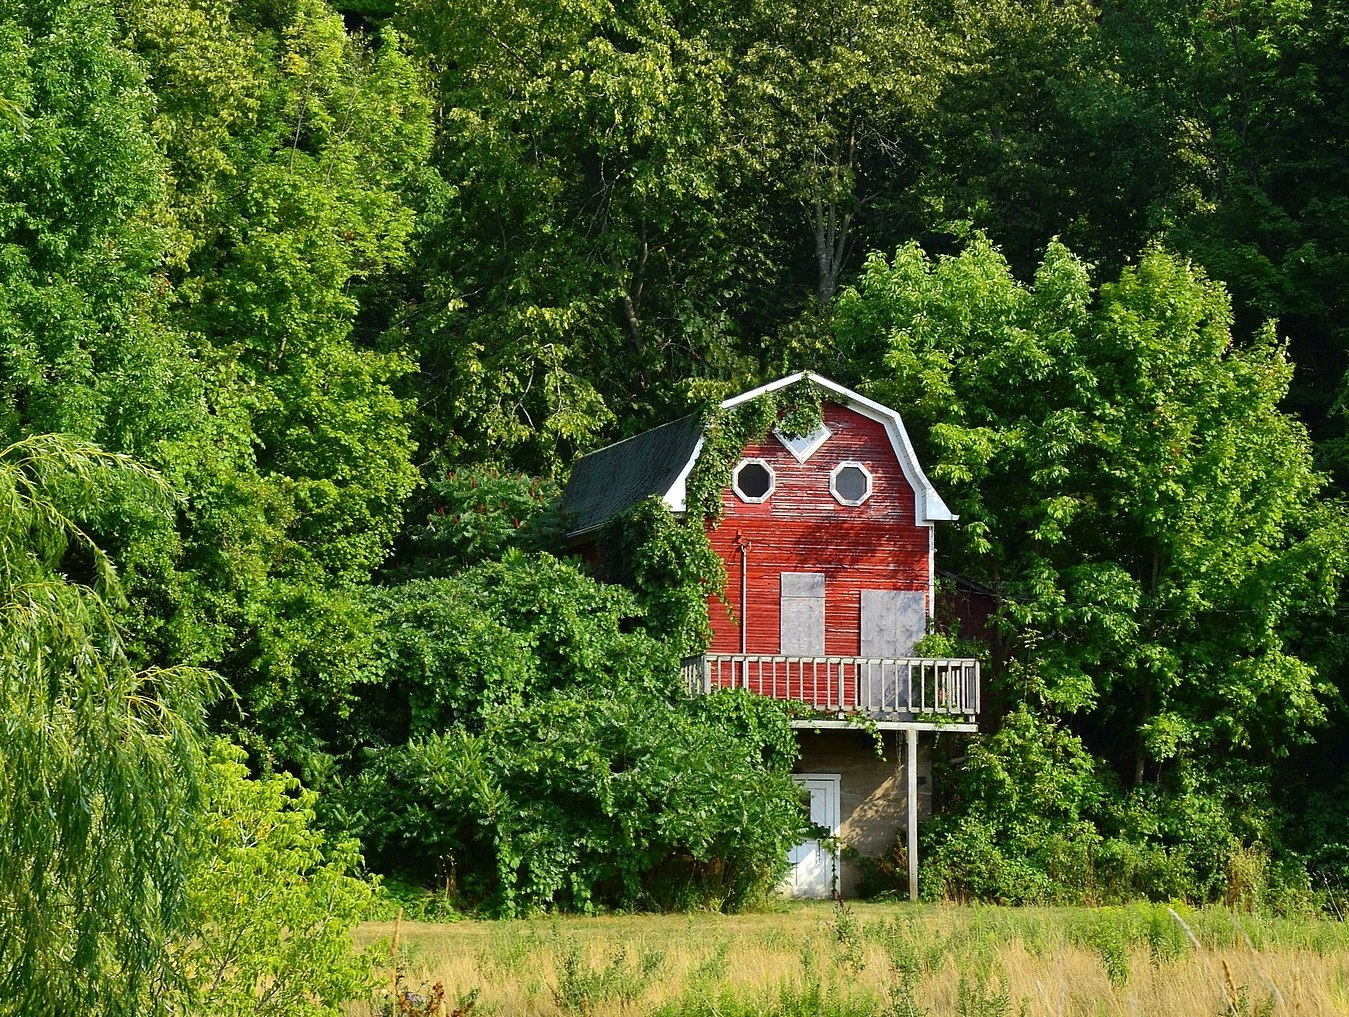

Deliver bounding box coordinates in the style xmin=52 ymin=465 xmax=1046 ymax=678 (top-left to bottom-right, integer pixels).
xmin=681 ymin=653 xmax=980 ymax=728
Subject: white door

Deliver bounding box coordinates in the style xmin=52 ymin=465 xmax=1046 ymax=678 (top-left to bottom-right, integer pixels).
xmin=784 ymin=774 xmax=840 ymax=899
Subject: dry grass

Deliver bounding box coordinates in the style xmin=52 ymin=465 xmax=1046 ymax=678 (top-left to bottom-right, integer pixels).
xmin=352 ymin=901 xmax=1349 ymax=1017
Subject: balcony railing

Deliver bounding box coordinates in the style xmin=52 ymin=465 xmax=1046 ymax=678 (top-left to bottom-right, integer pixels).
xmin=681 ymin=654 xmax=980 ymax=719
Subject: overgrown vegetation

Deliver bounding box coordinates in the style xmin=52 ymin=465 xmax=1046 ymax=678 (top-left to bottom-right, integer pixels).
xmin=835 ymin=239 xmax=1348 ymax=906
xmin=346 ymin=685 xmax=805 ymax=915
xmin=7 ymin=0 xmax=1349 ymax=1006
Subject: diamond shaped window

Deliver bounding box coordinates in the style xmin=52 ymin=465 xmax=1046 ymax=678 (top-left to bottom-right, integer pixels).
xmin=774 ymin=423 xmax=831 ymax=463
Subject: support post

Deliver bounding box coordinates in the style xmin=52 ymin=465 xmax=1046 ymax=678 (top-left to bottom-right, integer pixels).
xmin=907 ymin=728 xmax=919 ymax=902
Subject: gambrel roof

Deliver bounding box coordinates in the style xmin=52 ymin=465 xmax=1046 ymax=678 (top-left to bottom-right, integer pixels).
xmin=563 ymin=372 xmax=954 ymax=540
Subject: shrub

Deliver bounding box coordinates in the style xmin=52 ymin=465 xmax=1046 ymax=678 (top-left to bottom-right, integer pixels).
xmin=347 ymin=688 xmax=805 ymax=915
xmin=177 ymin=739 xmax=374 ymax=1016
xmin=343 ymin=547 xmax=805 ymax=914
xmin=921 ymin=708 xmax=1107 ymax=904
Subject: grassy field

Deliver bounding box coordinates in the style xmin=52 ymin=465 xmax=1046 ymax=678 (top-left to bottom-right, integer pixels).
xmin=353 ymin=900 xmax=1349 ymax=1017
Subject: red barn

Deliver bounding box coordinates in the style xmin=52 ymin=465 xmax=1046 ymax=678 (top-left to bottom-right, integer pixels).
xmin=564 ymin=373 xmax=980 ymax=898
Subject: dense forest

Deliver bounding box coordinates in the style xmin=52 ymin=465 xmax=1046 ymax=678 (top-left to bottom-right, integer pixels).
xmin=4 ymin=0 xmax=1349 ymax=1008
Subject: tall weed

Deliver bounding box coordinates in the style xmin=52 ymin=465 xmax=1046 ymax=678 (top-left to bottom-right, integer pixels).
xmin=829 ymin=897 xmax=867 ymax=974
xmin=551 ymin=935 xmax=665 ymax=1017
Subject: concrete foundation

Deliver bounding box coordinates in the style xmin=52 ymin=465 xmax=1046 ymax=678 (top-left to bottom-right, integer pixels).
xmin=792 ymin=728 xmax=931 ymax=897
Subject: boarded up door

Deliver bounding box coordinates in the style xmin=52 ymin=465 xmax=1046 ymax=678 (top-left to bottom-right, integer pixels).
xmin=781 ymin=572 xmax=830 ymax=702
xmin=860 ymin=590 xmax=927 ymax=711
xmin=784 ymin=774 xmax=840 ymax=899
xmin=780 ymin=573 xmax=825 ymax=655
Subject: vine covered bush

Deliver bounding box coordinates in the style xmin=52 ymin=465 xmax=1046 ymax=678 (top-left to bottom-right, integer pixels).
xmin=339 ymin=549 xmax=806 ymax=914
xmin=349 ymin=550 xmax=678 ymax=746
xmin=349 ymin=688 xmax=804 ymax=915
xmin=596 ymin=498 xmax=727 ymax=657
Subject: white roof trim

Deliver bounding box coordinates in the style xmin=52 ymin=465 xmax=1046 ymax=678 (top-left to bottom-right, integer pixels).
xmin=660 ymin=371 xmax=955 ymax=526
xmin=663 ymin=435 xmax=703 ymax=515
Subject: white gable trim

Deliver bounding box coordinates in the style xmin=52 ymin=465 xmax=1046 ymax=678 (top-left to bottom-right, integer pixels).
xmin=662 ymin=371 xmax=955 ymax=526
xmin=663 ymin=435 xmax=704 ymax=515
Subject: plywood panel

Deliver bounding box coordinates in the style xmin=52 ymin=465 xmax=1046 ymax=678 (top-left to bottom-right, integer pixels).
xmin=860 ymin=590 xmax=926 ymax=657
xmin=780 ymin=571 xmax=825 ymax=656
xmin=781 ymin=571 xmax=825 ymax=598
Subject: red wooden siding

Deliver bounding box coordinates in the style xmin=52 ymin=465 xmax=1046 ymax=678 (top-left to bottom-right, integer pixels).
xmin=705 ymin=403 xmax=931 ymax=676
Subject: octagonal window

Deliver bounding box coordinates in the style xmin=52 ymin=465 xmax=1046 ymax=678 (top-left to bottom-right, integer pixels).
xmin=830 ymin=461 xmax=872 ymax=506
xmin=732 ymin=459 xmax=775 ymax=503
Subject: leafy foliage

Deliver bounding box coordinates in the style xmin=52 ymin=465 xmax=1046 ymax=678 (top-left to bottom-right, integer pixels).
xmin=594 ymin=498 xmax=726 ymax=657
xmin=920 ymin=709 xmax=1109 ymax=905
xmin=838 ymin=237 xmax=1345 ymax=769
xmin=684 ymin=380 xmax=825 ymax=523
xmin=349 ymin=686 xmax=804 ymax=915
xmin=836 ymin=236 xmax=1347 ymax=902
xmin=923 ymin=709 xmax=1314 ymax=908
xmin=5 ymin=0 xmax=1349 ymax=955
xmin=179 ymin=739 xmax=374 ymax=1017
xmin=0 ymin=0 xmax=185 ymax=451
xmin=114 ymin=0 xmax=436 ymax=773
xmin=355 ymin=551 xmax=674 ymax=739
xmin=0 ymin=435 xmax=208 ymax=1016
xmin=338 ymin=548 xmax=803 ymax=915
xmin=383 ymin=466 xmax=564 ymax=581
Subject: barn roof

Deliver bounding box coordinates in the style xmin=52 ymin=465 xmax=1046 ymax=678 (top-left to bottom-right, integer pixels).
xmin=563 ymin=412 xmax=705 ymax=539
xmin=562 ymin=372 xmax=954 ymax=540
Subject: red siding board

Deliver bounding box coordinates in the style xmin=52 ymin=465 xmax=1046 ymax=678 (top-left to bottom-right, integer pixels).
xmin=705 ymin=404 xmax=932 ymax=667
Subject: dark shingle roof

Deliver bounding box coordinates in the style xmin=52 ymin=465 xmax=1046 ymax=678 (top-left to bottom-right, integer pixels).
xmin=563 ymin=413 xmax=704 ymax=539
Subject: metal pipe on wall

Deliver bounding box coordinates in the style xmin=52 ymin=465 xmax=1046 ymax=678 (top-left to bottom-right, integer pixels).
xmin=735 ymin=532 xmax=750 ymax=657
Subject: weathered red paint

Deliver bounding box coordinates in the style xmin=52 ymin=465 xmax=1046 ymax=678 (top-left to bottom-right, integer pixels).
xmin=705 ymin=403 xmax=931 ymax=681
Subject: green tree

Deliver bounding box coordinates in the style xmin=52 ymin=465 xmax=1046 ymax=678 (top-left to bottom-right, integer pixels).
xmin=0 ymin=0 xmax=209 ymax=621
xmin=391 ymin=0 xmax=1129 ymax=461
xmin=904 ymin=0 xmax=1206 ymax=277
xmin=1162 ymin=0 xmax=1349 ymax=465
xmin=712 ymin=0 xmax=951 ymax=309
xmin=835 ymin=237 xmax=1346 ymax=783
xmin=0 ymin=3 xmax=216 ymax=997
xmin=393 ymin=0 xmax=768 ymax=467
xmin=0 ymin=0 xmax=191 ymax=450
xmin=119 ymin=0 xmax=436 ymax=771
xmin=0 ymin=435 xmax=208 ymax=1015
xmin=123 ymin=0 xmax=433 ymax=582
xmin=903 ymin=1 xmax=1349 ymax=474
